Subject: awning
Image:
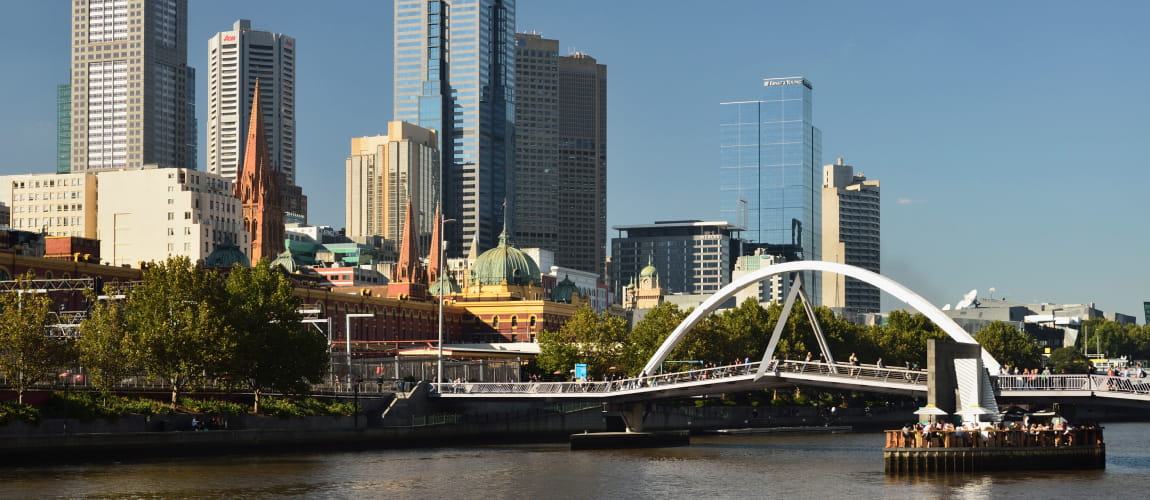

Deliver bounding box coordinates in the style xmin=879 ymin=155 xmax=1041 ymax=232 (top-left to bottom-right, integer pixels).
xmin=914 ymin=404 xmax=949 ymax=416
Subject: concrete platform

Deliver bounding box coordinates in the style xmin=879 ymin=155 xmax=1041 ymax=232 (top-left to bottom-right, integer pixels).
xmin=570 ymin=431 xmax=690 ymax=450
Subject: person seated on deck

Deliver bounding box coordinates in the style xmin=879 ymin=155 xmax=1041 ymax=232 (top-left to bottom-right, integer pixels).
xmin=980 ymin=424 xmax=995 ymax=447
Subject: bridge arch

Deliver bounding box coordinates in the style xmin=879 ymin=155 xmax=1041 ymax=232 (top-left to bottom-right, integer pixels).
xmin=640 ymin=261 xmax=1001 ymax=376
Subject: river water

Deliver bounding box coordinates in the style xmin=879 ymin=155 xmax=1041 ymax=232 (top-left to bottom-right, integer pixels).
xmin=3 ymin=423 xmax=1150 ymax=499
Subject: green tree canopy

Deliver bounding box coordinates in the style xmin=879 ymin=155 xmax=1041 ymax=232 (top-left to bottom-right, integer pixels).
xmin=1048 ymin=347 xmax=1090 ymax=374
xmin=0 ymin=273 xmax=72 ymax=404
xmin=859 ymin=310 xmax=948 ymax=367
xmin=77 ymin=291 xmax=137 ymax=394
xmin=223 ymin=262 xmax=328 ymax=412
xmin=124 ymin=257 xmax=235 ymax=404
xmin=619 ymin=302 xmax=687 ymax=375
xmin=974 ymin=321 xmax=1043 ymax=370
xmin=536 ymin=305 xmax=628 ymax=380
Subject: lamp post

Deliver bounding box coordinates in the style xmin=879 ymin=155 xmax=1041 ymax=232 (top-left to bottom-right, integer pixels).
xmin=345 ymin=313 xmax=373 ymax=391
xmin=437 ymin=217 xmax=457 ymax=390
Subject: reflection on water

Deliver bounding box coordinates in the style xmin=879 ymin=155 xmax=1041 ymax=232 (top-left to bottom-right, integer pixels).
xmin=2 ymin=423 xmax=1149 ymax=499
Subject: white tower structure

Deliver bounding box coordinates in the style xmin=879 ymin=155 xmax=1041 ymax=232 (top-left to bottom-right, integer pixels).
xmin=206 ymin=20 xmax=295 ymax=184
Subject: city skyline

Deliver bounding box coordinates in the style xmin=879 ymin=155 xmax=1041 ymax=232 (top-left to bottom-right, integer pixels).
xmin=1 ymin=1 xmax=1147 ymax=317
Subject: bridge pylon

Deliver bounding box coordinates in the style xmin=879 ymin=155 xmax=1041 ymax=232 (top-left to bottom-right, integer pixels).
xmin=755 ymin=272 xmax=836 ymax=381
xmin=604 ymin=402 xmax=649 ymax=432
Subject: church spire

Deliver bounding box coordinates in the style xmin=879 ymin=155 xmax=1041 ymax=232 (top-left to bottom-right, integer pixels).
xmin=392 ymin=198 xmax=423 ymax=283
xmin=235 ymin=79 xmax=283 ymax=264
xmin=427 ymin=204 xmax=443 ymax=286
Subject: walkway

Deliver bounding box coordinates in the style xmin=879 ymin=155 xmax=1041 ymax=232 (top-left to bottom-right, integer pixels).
xmin=435 ymin=359 xmax=927 ymax=401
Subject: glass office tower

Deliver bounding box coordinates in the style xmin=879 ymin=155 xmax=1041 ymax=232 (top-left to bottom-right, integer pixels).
xmin=719 ymin=77 xmax=822 ymax=301
xmin=393 ymin=0 xmax=515 ymax=257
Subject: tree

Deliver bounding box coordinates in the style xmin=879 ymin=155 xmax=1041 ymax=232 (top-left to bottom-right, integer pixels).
xmin=861 ymin=310 xmax=948 ymax=367
xmin=124 ymin=257 xmax=234 ymax=405
xmin=1048 ymin=347 xmax=1090 ymax=374
xmin=77 ymin=291 xmax=137 ymax=395
xmin=620 ymin=302 xmax=687 ymax=374
xmin=0 ymin=273 xmax=72 ymax=404
xmin=536 ymin=305 xmax=628 ymax=380
xmin=974 ymin=321 xmax=1043 ymax=370
xmin=223 ymin=263 xmax=328 ymax=412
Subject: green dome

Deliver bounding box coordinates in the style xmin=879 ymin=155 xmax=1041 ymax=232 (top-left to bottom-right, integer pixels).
xmin=204 ymin=243 xmax=250 ymax=268
xmin=639 ymin=254 xmax=658 ymax=279
xmin=271 ymin=249 xmax=302 ymax=273
xmin=470 ymin=230 xmax=540 ymax=286
xmin=550 ymin=275 xmax=581 ymax=303
xmin=429 ymin=274 xmax=461 ymax=296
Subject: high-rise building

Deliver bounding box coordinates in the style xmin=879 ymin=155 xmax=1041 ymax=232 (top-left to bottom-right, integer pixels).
xmin=69 ymin=0 xmax=196 ymax=172
xmin=206 ymin=20 xmax=306 ymax=220
xmin=821 ymin=158 xmax=880 ymax=315
xmin=513 ymin=33 xmax=607 ymax=278
xmin=610 ymin=220 xmax=743 ymax=299
xmin=206 ymin=20 xmax=295 ymax=185
xmin=344 ymin=122 xmax=438 ymax=246
xmin=719 ymin=77 xmax=822 ymax=300
xmin=393 ymin=0 xmax=516 ymax=258
xmin=57 ymin=84 xmax=71 ymax=174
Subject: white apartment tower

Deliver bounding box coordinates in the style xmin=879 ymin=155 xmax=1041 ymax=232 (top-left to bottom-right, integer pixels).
xmin=206 ymin=20 xmax=296 ymax=185
xmin=821 ymin=158 xmax=881 ymax=315
xmin=69 ymin=0 xmax=196 ymax=172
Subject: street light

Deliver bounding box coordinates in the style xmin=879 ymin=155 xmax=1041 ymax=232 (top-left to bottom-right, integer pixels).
xmin=437 ymin=217 xmax=457 ymax=391
xmin=345 ymin=313 xmax=373 ymax=391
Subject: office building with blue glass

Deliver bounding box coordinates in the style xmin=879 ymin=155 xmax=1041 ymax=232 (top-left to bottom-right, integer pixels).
xmin=393 ymin=0 xmax=516 ymax=258
xmin=719 ymin=77 xmax=822 ymax=302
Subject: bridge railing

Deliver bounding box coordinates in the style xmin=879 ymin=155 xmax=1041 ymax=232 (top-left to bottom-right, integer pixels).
xmin=994 ymin=374 xmax=1091 ymax=392
xmin=776 ymin=360 xmax=927 ymax=385
xmin=993 ymin=374 xmax=1150 ymax=396
xmin=435 ymin=360 xmax=775 ymax=396
xmin=434 ymin=359 xmax=928 ymax=396
xmin=1090 ymin=374 xmax=1150 ymax=394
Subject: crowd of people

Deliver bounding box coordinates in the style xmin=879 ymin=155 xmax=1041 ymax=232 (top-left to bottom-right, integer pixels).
xmin=889 ymin=418 xmax=1102 ymax=449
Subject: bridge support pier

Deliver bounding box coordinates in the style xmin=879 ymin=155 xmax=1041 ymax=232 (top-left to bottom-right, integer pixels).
xmin=604 ymin=402 xmax=649 ymax=432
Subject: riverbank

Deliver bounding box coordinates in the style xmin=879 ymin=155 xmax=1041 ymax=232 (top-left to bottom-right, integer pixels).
xmin=0 ymin=402 xmax=914 ymax=465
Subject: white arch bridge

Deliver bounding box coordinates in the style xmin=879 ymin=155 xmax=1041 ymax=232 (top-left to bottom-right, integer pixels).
xmin=432 ymin=262 xmax=1150 ymax=413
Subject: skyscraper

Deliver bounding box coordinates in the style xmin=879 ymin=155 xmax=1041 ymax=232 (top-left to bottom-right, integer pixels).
xmin=393 ymin=0 xmax=516 ymax=258
xmin=206 ymin=20 xmax=295 ymax=185
xmin=69 ymin=0 xmax=195 ymax=171
xmin=821 ymin=158 xmax=881 ymax=315
xmin=206 ymin=20 xmax=306 ymax=220
xmin=513 ymin=33 xmax=608 ymax=278
xmin=344 ymin=122 xmax=439 ymax=245
xmin=719 ymin=77 xmax=822 ymax=300
xmin=57 ymin=84 xmax=71 ymax=174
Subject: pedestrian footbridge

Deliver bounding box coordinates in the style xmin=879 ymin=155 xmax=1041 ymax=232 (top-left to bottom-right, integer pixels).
xmin=434 ymin=362 xmax=1150 ymax=407
xmin=432 ymin=261 xmax=1150 ymax=412
xmin=436 ymin=359 xmax=927 ymax=402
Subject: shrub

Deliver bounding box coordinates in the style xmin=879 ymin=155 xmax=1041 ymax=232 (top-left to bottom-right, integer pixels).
xmin=258 ymin=397 xmax=359 ymax=418
xmin=44 ymin=392 xmax=173 ymax=420
xmin=0 ymin=401 xmax=41 ymax=425
xmin=180 ymin=398 xmax=246 ymax=415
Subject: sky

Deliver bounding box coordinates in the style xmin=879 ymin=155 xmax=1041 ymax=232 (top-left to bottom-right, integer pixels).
xmin=1 ymin=1 xmax=1147 ymax=319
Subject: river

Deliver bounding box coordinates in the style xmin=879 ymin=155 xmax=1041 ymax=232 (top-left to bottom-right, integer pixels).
xmin=3 ymin=423 xmax=1150 ymax=499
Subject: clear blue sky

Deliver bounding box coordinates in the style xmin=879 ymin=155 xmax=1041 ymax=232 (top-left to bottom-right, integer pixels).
xmin=1 ymin=1 xmax=1147 ymax=319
